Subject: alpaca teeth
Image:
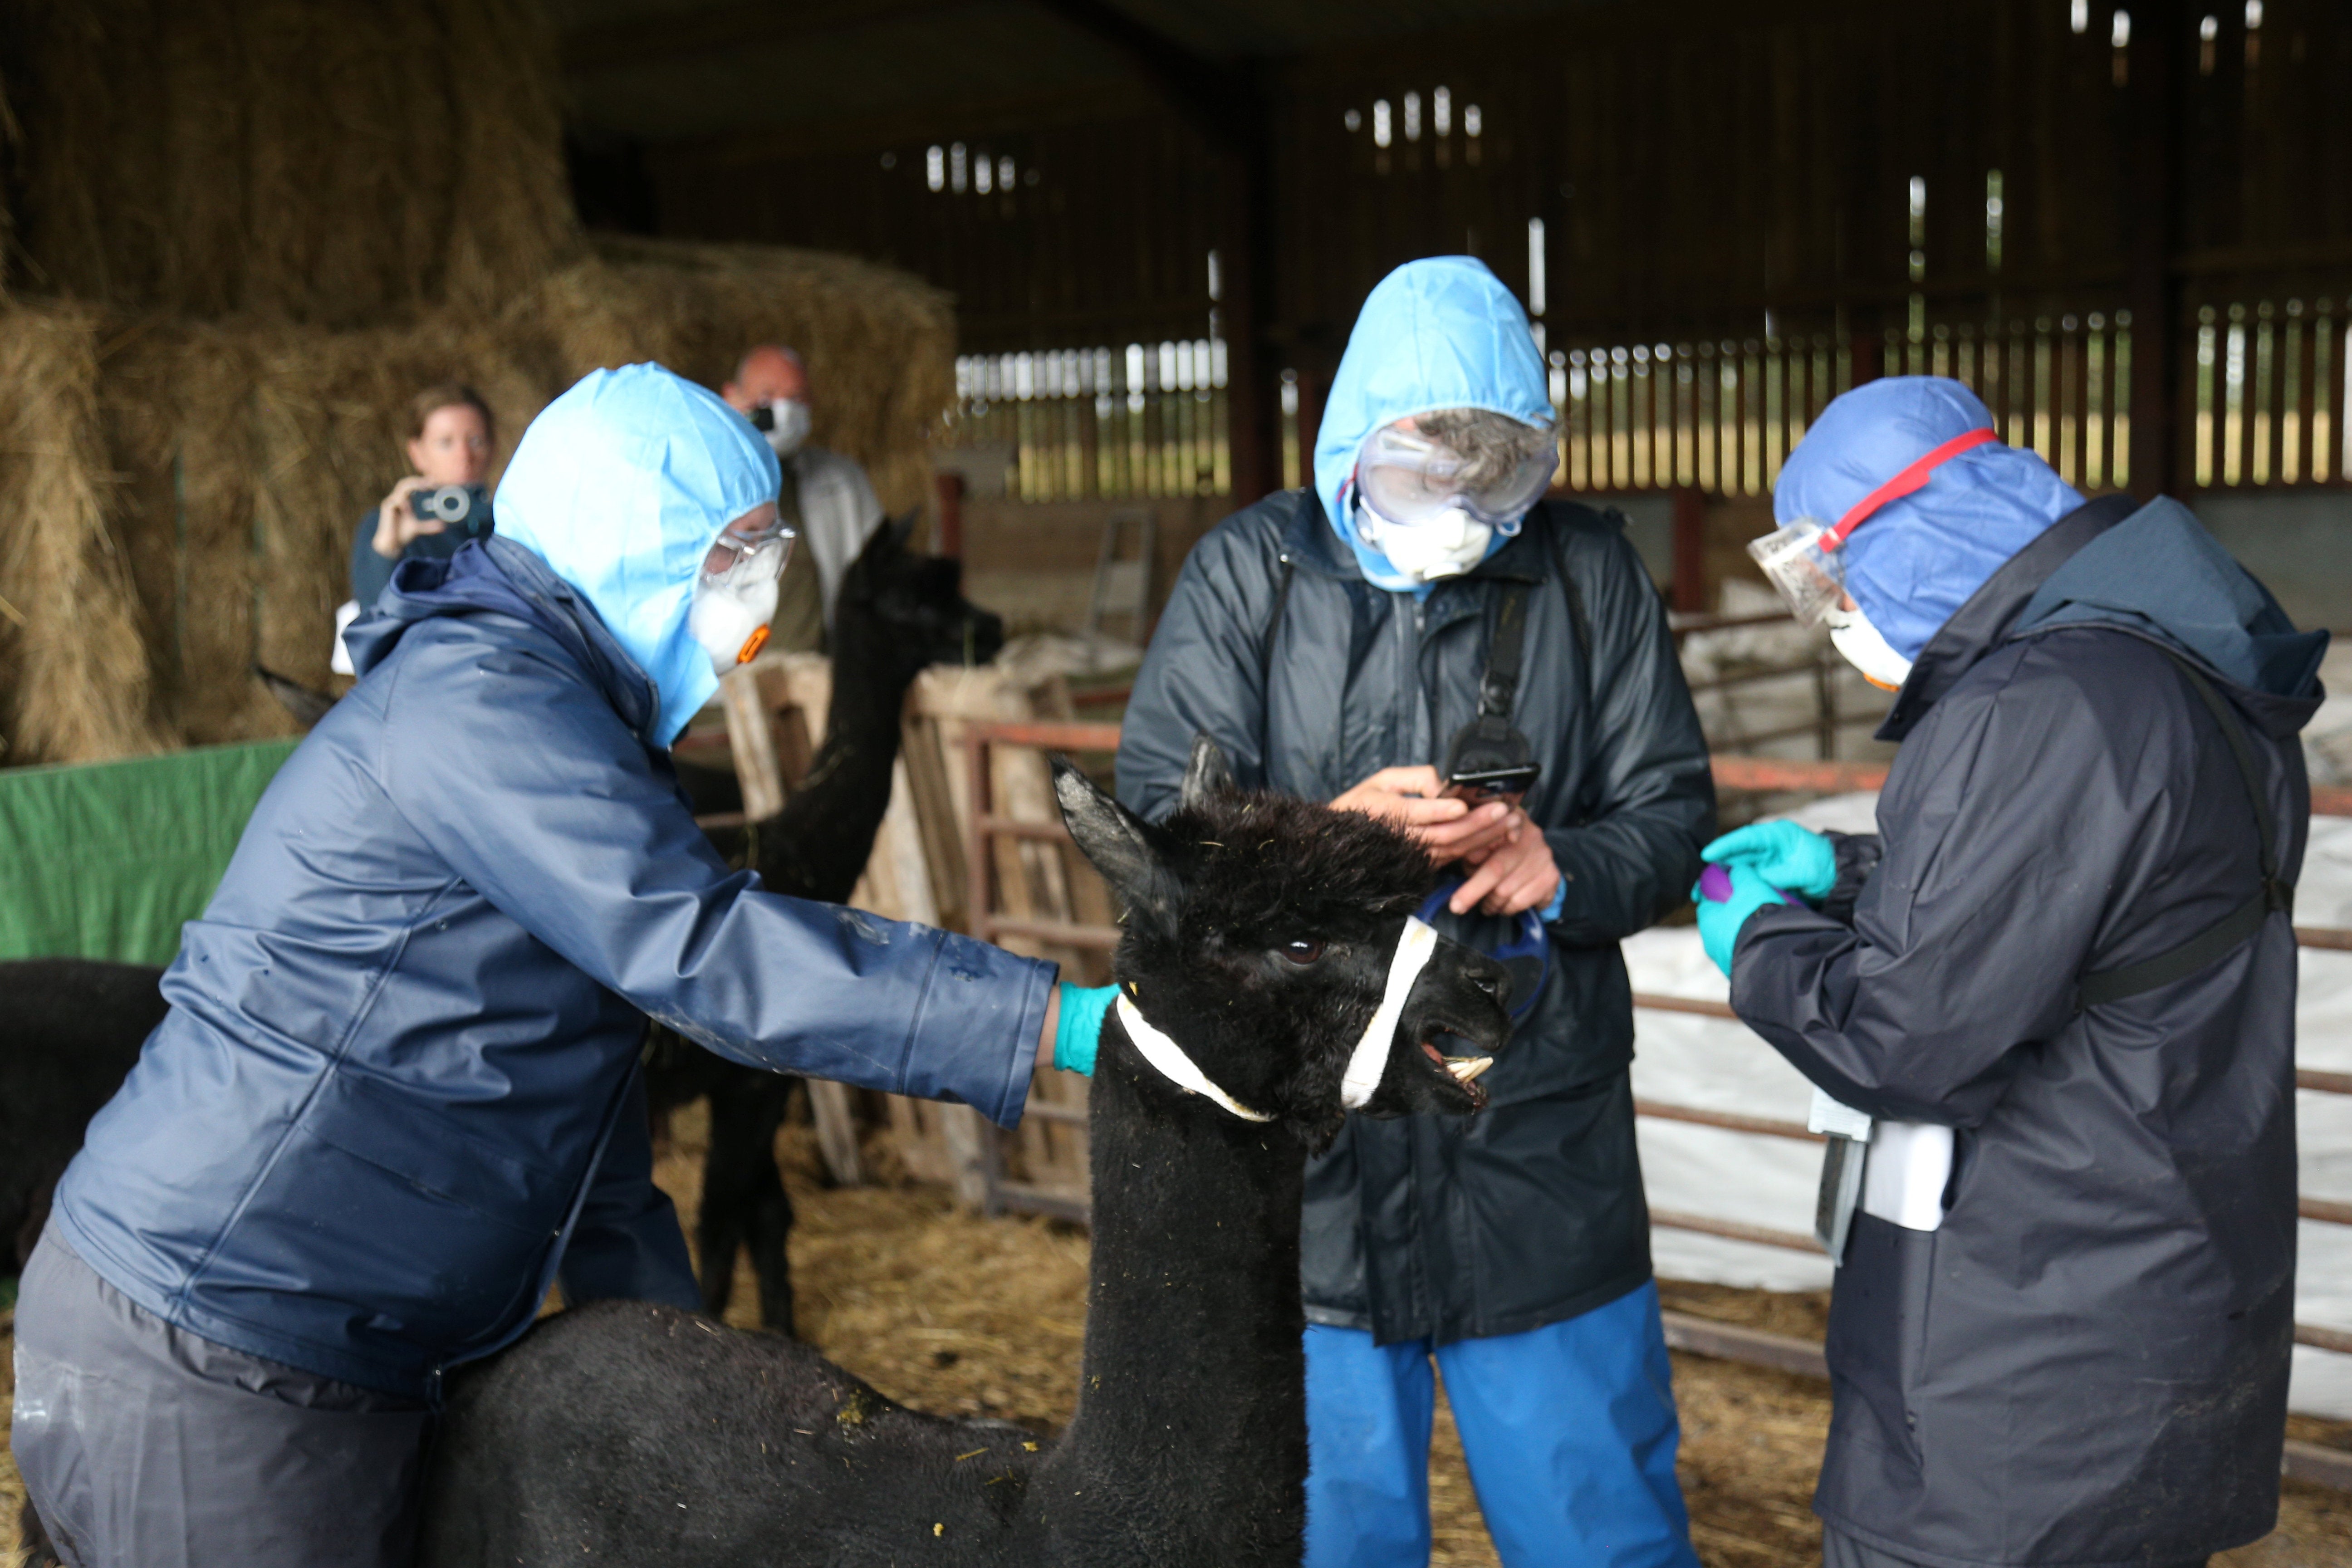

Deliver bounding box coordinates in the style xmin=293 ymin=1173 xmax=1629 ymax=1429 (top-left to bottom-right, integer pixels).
xmin=1445 ymin=1056 xmax=1494 ymax=1083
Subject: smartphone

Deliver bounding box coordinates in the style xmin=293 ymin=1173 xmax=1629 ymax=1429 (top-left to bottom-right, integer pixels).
xmin=1441 ymin=763 xmax=1540 ymax=807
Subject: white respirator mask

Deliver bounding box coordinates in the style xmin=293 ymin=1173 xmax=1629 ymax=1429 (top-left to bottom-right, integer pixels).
xmin=1822 ymin=605 xmax=1914 ymax=692
xmin=751 ymin=397 xmax=812 ymax=457
xmin=688 ymin=522 xmax=794 ymax=676
xmin=1356 ymin=498 xmax=1494 ymax=584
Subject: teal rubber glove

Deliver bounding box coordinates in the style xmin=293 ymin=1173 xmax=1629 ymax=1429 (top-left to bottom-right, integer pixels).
xmin=1692 ymin=862 xmax=1797 ymax=977
xmin=1700 ymin=821 xmax=1838 ymax=902
xmin=1053 ymin=983 xmax=1117 ymax=1076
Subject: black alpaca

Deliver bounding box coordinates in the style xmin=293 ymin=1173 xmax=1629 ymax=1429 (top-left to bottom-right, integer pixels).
xmin=416 ymin=736 xmax=1513 ymax=1568
xmin=0 ymin=959 xmax=168 ymax=1272
xmin=645 ymin=514 xmax=1003 ymax=1334
xmin=1 ymin=958 xmax=170 ymax=1568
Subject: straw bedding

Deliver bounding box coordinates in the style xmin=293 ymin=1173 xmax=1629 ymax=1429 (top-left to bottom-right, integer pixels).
xmin=5 ymin=1110 xmax=2352 ymax=1565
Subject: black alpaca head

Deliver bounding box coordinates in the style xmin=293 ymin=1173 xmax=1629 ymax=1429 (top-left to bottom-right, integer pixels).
xmin=1054 ymin=737 xmax=1513 ymax=1151
xmin=829 ymin=513 xmax=1004 ymax=675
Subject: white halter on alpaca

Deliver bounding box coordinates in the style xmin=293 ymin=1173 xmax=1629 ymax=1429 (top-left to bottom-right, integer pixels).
xmin=1114 ymin=916 xmax=1441 ymax=1123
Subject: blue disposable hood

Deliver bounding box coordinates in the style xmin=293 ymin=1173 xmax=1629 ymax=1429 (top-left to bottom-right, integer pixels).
xmin=1774 ymin=377 xmax=2084 ymax=659
xmin=491 ymin=364 xmax=779 ymax=744
xmin=1313 ymin=257 xmax=1553 ymax=588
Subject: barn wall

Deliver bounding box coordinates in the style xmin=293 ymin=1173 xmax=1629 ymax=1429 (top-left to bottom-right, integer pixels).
xmin=648 ymin=0 xmax=2352 ymax=507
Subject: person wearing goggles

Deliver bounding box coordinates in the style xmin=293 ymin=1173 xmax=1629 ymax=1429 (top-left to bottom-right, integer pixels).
xmin=11 ymin=363 xmax=1108 ymax=1568
xmin=1117 ymin=257 xmax=1716 ymax=1568
xmin=720 ymin=343 xmax=888 ymax=655
xmin=1695 ymin=376 xmax=2325 ymax=1568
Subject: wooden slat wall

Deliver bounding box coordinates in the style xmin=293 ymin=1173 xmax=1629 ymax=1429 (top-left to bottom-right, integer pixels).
xmin=646 ymin=0 xmax=2352 ymax=497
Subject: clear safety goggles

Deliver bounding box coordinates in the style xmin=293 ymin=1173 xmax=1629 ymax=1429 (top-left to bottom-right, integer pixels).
xmin=1748 ymin=426 xmax=1998 ymax=624
xmin=700 ymin=519 xmax=795 ymax=588
xmin=1356 ymin=422 xmax=1558 ymax=529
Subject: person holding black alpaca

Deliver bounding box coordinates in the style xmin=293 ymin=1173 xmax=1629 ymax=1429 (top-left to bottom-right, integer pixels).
xmin=1118 ymin=257 xmax=1716 ymax=1568
xmin=10 ymin=363 xmax=1109 ymax=1568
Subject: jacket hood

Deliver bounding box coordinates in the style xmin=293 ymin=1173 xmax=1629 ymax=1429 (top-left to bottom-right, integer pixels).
xmin=488 ymin=363 xmax=779 ymax=744
xmin=1776 ymin=377 xmax=2083 ymax=660
xmin=1879 ymin=494 xmax=2325 ymax=745
xmin=2014 ymin=495 xmax=2328 ymax=705
xmin=344 ymin=536 xmax=664 ymax=745
xmin=1313 ymin=257 xmax=1553 ymax=588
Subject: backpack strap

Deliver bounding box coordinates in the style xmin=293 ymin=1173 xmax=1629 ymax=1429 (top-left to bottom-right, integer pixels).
xmin=1478 ymin=580 xmax=1532 ymax=719
xmin=1259 ymin=554 xmax=1295 ymax=677
xmin=2073 ymin=649 xmax=2294 ymax=1012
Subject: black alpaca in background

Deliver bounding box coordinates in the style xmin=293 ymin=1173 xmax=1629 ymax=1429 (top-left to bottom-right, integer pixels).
xmin=0 ymin=959 xmax=168 ymax=1272
xmin=645 ymin=515 xmax=1003 ymax=1334
xmin=1 ymin=958 xmax=170 ymax=1568
xmin=415 ymin=738 xmax=1513 ymax=1568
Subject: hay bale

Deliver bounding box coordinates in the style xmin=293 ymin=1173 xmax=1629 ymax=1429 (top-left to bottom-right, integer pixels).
xmin=0 ymin=238 xmax=958 ymax=758
xmin=0 ymin=0 xmax=577 ymax=323
xmin=525 ymin=238 xmax=958 ymax=519
xmin=0 ymin=305 xmax=166 ymax=762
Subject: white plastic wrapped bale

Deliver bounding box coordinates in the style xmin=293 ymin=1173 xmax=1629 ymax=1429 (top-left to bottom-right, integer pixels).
xmin=1630 ymin=792 xmax=1877 ymax=1296
xmin=1631 ymin=790 xmax=2352 ymax=1418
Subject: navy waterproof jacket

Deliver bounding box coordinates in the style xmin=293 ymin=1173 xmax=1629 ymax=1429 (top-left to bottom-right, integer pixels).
xmin=52 ymin=534 xmax=1053 ymax=1401
xmin=1118 ymin=489 xmax=1715 ymax=1343
xmin=1733 ymin=495 xmax=2326 ymax=1565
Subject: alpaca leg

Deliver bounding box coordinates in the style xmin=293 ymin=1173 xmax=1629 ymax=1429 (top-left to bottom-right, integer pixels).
xmin=1434 ymin=1283 xmax=1697 ymax=1568
xmin=743 ymin=1080 xmax=798 ymax=1334
xmin=1302 ymin=1324 xmax=1436 ymax=1568
xmin=696 ymin=1089 xmax=766 ymax=1318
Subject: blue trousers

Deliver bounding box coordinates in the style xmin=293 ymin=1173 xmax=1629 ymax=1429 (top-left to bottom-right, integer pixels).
xmin=1304 ymin=1281 xmax=1698 ymax=1568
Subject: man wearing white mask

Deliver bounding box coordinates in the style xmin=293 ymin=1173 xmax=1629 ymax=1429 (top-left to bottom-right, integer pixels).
xmin=721 ymin=343 xmax=887 ymax=652
xmin=1695 ymin=376 xmax=2324 ymax=1568
xmin=1118 ymin=257 xmax=1715 ymax=1568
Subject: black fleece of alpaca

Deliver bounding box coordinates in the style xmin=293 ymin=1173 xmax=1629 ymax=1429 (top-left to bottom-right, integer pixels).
xmin=417 ymin=758 xmax=1511 ymax=1568
xmin=644 ymin=519 xmax=1003 ymax=1333
xmin=0 ymin=958 xmax=167 ymax=1269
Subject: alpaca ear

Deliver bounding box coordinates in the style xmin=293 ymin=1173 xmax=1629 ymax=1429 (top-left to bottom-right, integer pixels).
xmin=1053 ymin=756 xmax=1179 ymax=925
xmin=887 ymin=509 xmax=920 ymax=552
xmin=1178 ymin=734 xmax=1235 ymax=811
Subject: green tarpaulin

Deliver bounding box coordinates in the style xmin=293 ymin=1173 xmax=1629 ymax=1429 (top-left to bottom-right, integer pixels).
xmin=0 ymin=739 xmax=300 ymax=966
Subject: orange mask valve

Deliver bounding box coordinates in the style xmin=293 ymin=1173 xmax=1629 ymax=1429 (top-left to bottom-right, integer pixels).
xmin=735 ymin=625 xmax=770 ymax=665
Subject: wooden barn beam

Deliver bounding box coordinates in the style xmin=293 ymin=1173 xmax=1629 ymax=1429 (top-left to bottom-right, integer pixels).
xmin=1019 ymin=0 xmax=1281 ymax=501
xmin=562 ymin=0 xmax=973 ymax=73
xmin=2123 ymin=0 xmax=2188 ymax=500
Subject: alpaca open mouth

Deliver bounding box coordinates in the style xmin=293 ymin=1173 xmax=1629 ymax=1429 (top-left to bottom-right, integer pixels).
xmin=1419 ymin=1038 xmax=1495 ymax=1110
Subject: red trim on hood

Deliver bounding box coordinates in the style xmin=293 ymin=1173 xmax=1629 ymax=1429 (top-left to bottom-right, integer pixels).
xmin=1821 ymin=427 xmax=1998 ymax=552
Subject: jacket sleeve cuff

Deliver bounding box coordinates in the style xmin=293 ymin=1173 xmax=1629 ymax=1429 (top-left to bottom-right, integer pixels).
xmin=1820 ymin=831 xmax=1883 ymax=925
xmin=895 ymin=931 xmax=1057 ymax=1129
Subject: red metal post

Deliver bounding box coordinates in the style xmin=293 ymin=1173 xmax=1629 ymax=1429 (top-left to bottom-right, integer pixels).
xmin=1670 ymin=485 xmax=1707 ymax=614
xmin=934 ymin=471 xmax=966 ymax=559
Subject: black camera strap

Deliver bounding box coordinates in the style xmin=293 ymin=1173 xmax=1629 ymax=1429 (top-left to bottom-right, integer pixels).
xmin=1479 ymin=582 xmax=1532 ymax=720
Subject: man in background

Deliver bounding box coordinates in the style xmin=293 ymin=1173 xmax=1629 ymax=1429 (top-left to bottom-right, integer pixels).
xmin=721 ymin=344 xmax=886 ymax=653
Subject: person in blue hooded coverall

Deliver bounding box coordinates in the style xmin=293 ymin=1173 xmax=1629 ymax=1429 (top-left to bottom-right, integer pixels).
xmin=1116 ymin=258 xmax=1715 ymax=1568
xmin=9 ymin=364 xmax=1112 ymax=1568
xmin=1697 ymin=377 xmax=2324 ymax=1568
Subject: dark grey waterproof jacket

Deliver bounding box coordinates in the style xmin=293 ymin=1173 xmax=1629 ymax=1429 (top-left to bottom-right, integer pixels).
xmin=53 ymin=538 xmax=1054 ymax=1401
xmin=1732 ymin=495 xmax=2327 ymax=1566
xmin=1119 ymin=490 xmax=1715 ymax=1344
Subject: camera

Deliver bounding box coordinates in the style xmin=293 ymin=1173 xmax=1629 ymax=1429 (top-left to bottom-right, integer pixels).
xmin=749 ymin=405 xmax=777 ymax=433
xmin=411 ymin=484 xmax=492 ymax=535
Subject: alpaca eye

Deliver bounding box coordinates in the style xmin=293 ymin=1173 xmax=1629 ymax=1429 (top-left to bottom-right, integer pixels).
xmin=1279 ymin=939 xmax=1326 ymax=965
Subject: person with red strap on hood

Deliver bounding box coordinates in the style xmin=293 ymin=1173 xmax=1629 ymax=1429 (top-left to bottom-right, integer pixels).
xmin=1698 ymin=376 xmax=2327 ymax=1568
